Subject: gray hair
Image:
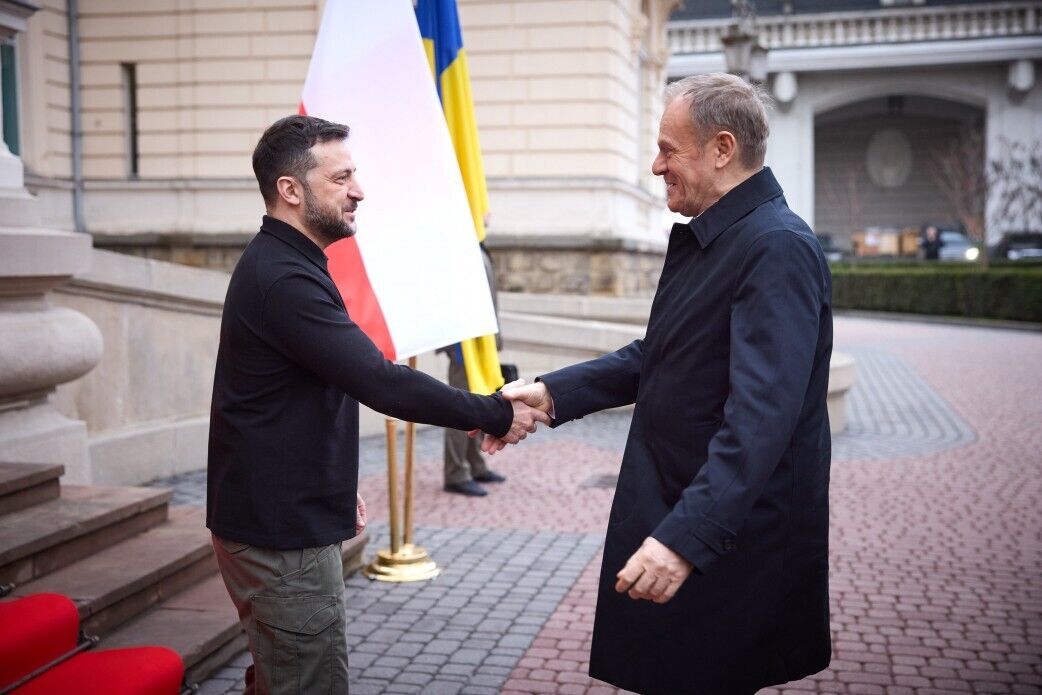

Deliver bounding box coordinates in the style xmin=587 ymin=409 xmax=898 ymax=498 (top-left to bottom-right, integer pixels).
xmin=664 ymin=73 xmax=772 ymax=168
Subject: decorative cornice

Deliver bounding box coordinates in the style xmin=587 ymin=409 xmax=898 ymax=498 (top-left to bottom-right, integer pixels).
xmin=0 ymin=0 xmax=39 ymax=40
xmin=668 ymin=35 xmax=1042 ymax=77
xmin=485 ymin=234 xmax=666 ymax=255
xmin=54 ymin=249 xmax=227 ymax=318
xmin=666 ymin=34 xmax=1042 ymax=77
xmin=24 ymin=174 xmax=257 ymax=192
xmin=669 ymin=2 xmax=1041 ymax=56
xmin=487 ymin=176 xmax=663 ymax=207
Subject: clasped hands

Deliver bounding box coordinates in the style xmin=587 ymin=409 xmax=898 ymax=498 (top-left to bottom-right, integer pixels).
xmin=469 ymin=380 xmax=554 ymax=453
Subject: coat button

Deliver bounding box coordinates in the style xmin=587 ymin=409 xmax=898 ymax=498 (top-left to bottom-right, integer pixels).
xmin=722 ymin=539 xmax=736 ymax=552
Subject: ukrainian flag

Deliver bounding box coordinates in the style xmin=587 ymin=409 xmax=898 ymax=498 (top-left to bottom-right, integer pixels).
xmin=416 ymin=0 xmax=504 ymax=395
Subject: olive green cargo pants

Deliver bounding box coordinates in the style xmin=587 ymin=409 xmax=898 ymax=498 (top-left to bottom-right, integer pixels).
xmin=212 ymin=535 xmax=349 ymax=694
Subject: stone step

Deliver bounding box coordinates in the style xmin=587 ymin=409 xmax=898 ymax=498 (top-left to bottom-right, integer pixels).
xmin=0 ymin=462 xmax=64 ymax=516
xmin=0 ymin=485 xmax=170 ymax=586
xmin=103 ymin=573 xmax=245 ymax=686
xmin=102 ymin=531 xmax=370 ymax=685
xmin=12 ymin=506 xmax=214 ymax=637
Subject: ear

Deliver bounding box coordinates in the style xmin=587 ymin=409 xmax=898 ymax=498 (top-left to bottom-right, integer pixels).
xmin=712 ymin=130 xmax=738 ymax=169
xmin=275 ymin=176 xmax=303 ymax=207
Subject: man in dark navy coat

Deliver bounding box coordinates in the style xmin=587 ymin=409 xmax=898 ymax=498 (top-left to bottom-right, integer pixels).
xmin=488 ymin=73 xmax=833 ymax=693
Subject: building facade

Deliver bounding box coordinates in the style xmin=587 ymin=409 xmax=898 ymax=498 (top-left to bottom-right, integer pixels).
xmin=4 ymin=1 xmax=1039 ymax=284
xmin=0 ymin=0 xmax=678 ymax=481
xmin=3 ymin=0 xmax=678 ymax=295
xmin=669 ymin=0 xmax=1042 ymax=252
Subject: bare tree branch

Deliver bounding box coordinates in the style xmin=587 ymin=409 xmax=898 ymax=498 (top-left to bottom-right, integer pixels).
xmin=989 ymin=137 xmax=1042 ymax=233
xmin=929 ymin=126 xmax=988 ymax=246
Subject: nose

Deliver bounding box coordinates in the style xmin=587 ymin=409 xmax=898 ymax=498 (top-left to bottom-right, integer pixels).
xmin=651 ymin=152 xmax=666 ymax=177
xmin=349 ymin=178 xmax=364 ymax=202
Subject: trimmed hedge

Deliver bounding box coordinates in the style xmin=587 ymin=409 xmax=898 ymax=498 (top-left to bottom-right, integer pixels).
xmin=829 ymin=264 xmax=1042 ymax=323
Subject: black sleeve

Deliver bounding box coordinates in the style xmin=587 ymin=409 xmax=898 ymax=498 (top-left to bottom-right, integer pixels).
xmin=260 ymin=272 xmax=513 ymax=437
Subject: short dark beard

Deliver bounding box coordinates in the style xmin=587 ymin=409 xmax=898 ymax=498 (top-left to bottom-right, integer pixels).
xmin=302 ymin=181 xmax=355 ymax=245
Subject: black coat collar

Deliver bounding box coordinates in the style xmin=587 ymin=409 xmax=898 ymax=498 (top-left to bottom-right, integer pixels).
xmin=687 ymin=167 xmax=783 ymax=249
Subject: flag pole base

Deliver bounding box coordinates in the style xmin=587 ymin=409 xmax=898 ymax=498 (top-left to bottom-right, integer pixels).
xmin=362 ymin=544 xmax=440 ymax=583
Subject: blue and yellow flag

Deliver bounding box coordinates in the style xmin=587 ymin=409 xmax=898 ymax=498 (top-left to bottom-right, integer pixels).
xmin=416 ymin=0 xmax=504 ymax=395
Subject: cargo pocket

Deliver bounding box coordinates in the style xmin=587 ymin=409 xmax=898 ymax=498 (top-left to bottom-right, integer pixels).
xmin=250 ymin=594 xmax=340 ymax=694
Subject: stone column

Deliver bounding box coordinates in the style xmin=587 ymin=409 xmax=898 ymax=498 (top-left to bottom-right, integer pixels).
xmin=0 ymin=2 xmax=103 ymax=480
xmin=765 ymin=89 xmax=816 ymax=229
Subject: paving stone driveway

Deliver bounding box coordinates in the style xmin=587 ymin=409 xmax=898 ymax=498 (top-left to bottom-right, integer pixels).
xmin=168 ymin=316 xmax=1041 ymax=694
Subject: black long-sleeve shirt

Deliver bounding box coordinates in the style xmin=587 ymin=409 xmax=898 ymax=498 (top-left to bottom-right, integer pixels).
xmin=207 ymin=216 xmax=512 ymax=548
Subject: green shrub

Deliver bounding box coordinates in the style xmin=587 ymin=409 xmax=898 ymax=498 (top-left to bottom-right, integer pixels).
xmin=829 ymin=264 xmax=1042 ymax=323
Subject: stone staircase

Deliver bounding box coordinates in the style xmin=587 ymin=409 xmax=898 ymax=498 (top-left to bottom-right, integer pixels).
xmin=0 ymin=462 xmax=368 ymax=686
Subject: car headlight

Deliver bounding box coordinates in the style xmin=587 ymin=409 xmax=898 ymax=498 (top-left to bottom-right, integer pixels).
xmin=964 ymin=247 xmax=979 ymax=261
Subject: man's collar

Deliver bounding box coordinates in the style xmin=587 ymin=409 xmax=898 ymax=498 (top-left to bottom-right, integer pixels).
xmin=688 ymin=167 xmax=783 ymax=249
xmin=260 ymin=215 xmax=330 ymax=274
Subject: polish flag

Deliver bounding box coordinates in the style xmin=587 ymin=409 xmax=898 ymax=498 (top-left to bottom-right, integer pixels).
xmin=299 ymin=0 xmax=498 ymax=360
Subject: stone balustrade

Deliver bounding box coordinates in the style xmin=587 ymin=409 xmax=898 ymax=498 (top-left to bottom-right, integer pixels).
xmin=669 ymin=2 xmax=1042 ymax=55
xmin=498 ymin=293 xmax=856 ymax=435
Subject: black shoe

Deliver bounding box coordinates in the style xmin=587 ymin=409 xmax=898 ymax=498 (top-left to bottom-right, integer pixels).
xmin=473 ymin=470 xmax=506 ymax=484
xmin=444 ymin=480 xmax=488 ymax=497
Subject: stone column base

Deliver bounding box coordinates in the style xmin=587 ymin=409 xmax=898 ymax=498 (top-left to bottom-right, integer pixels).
xmin=0 ymin=400 xmax=91 ymax=482
xmin=0 ymin=226 xmax=101 ymax=478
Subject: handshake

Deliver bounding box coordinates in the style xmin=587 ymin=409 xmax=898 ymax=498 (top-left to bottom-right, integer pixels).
xmin=470 ymin=380 xmax=553 ymax=454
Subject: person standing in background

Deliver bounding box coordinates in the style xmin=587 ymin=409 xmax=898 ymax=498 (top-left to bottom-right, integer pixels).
xmin=440 ymin=214 xmax=508 ymax=497
xmin=921 ymin=224 xmax=942 ymax=260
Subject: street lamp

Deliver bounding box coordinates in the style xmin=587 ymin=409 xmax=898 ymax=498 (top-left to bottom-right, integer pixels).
xmin=720 ymin=0 xmax=767 ymax=83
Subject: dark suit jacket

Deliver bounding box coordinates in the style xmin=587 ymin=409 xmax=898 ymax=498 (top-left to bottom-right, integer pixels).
xmin=540 ymin=168 xmax=833 ymax=693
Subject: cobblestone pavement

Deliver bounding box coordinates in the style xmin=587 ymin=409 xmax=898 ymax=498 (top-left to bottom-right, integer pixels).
xmin=835 ymin=349 xmax=976 ymax=462
xmin=166 ymin=316 xmax=1042 ymax=694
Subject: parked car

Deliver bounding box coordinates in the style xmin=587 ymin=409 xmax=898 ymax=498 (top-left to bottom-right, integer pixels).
xmin=993 ymin=232 xmax=1042 ymax=261
xmin=815 ymin=234 xmax=845 ymax=262
xmin=938 ymin=230 xmax=980 ymax=262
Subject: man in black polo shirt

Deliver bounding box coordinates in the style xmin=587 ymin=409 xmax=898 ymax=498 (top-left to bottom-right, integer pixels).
xmin=207 ymin=115 xmax=547 ymax=694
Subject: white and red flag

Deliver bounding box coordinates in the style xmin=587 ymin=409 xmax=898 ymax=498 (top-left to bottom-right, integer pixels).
xmin=299 ymin=0 xmax=498 ymax=360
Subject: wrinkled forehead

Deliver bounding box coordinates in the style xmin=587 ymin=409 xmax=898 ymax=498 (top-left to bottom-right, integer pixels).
xmin=659 ymin=96 xmax=698 ymax=140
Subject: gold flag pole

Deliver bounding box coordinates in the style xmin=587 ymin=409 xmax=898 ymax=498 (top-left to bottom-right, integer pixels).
xmin=404 ymin=357 xmax=417 ymax=546
xmin=385 ymin=418 xmax=401 ymax=556
xmin=363 ymin=356 xmax=439 ymax=582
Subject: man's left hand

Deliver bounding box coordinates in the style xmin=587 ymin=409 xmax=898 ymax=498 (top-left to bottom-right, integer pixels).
xmin=356 ymin=494 xmax=367 ymax=536
xmin=615 ymin=536 xmax=694 ymax=604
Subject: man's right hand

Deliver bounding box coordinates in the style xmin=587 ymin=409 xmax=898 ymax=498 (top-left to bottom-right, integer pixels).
xmin=480 ymin=382 xmax=554 ymax=454
xmin=502 ymin=382 xmax=553 ymax=414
